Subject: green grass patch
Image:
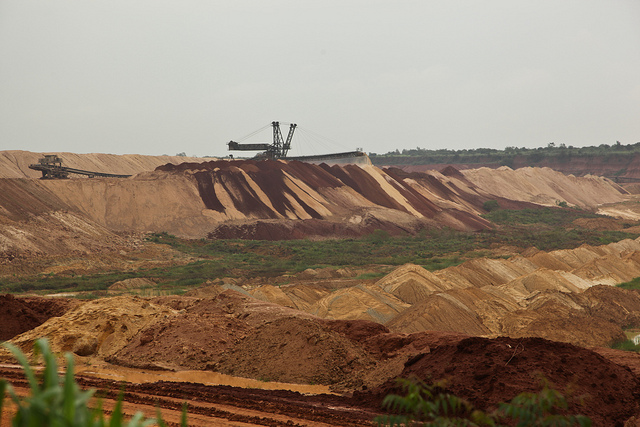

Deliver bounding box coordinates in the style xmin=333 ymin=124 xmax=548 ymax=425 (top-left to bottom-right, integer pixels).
xmin=2 ymin=208 xmax=637 ymax=295
xmin=354 ymin=272 xmax=387 ymax=281
xmin=617 ymin=277 xmax=640 ymax=290
xmin=610 ymin=339 xmax=640 ymax=352
xmin=482 ymin=206 xmax=602 ymax=227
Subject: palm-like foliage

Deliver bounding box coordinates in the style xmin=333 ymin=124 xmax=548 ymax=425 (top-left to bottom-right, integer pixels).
xmin=375 ymin=377 xmax=591 ymax=427
xmin=0 ymin=338 xmax=185 ymax=427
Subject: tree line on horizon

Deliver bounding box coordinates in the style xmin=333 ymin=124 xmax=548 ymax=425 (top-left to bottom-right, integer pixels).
xmin=369 ymin=140 xmax=640 ymax=167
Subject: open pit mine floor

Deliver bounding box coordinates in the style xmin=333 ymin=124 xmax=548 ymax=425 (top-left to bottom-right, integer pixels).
xmin=8 ymin=152 xmax=640 ymax=424
xmin=0 ymin=363 xmax=379 ymax=427
xmin=4 ymin=334 xmax=640 ymax=426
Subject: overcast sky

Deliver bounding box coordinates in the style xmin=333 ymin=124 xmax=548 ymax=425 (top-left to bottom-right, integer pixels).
xmin=1 ymin=1 xmax=639 ymax=157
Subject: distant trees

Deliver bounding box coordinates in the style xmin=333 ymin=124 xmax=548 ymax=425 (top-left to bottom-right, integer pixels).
xmin=372 ymin=141 xmax=640 ymax=167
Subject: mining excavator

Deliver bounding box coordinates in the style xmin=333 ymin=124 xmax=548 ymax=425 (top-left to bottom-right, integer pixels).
xmin=29 ymin=155 xmax=131 ymax=179
xmin=227 ymin=121 xmax=368 ymax=164
xmin=227 ymin=121 xmax=296 ymax=160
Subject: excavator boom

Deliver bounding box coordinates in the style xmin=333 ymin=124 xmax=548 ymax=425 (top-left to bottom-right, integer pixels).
xmin=227 ymin=121 xmax=296 ymax=160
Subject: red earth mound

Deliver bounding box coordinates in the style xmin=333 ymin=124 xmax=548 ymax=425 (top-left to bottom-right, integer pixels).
xmin=106 ymin=291 xmax=473 ymax=392
xmin=318 ymin=319 xmax=469 ymax=360
xmin=207 ymin=217 xmax=425 ymax=240
xmin=0 ymin=294 xmax=78 ymax=341
xmin=211 ymin=316 xmax=379 ymax=387
xmin=108 ymin=293 xmax=269 ymax=370
xmin=156 ymin=159 xmax=494 ymax=238
xmin=358 ymin=336 xmax=640 ymax=426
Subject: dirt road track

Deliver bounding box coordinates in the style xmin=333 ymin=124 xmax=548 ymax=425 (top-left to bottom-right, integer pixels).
xmin=0 ymin=366 xmax=380 ymax=426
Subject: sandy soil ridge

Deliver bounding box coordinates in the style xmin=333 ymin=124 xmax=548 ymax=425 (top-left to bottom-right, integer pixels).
xmin=0 ymin=153 xmax=628 ymax=248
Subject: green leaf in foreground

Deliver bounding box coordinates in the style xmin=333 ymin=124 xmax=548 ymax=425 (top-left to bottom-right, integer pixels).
xmin=375 ymin=377 xmax=591 ymax=426
xmin=1 ymin=338 xmax=188 ymax=426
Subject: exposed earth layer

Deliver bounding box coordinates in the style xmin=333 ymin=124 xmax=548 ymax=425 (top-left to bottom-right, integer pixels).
xmin=0 ymin=151 xmax=628 ymax=253
xmin=3 ymin=150 xmax=640 ymax=425
xmin=3 ymin=294 xmax=640 ymax=426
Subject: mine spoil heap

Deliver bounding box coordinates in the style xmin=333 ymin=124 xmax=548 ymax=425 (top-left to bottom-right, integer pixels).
xmin=2 ymin=150 xmax=640 ymax=425
xmin=3 ymin=290 xmax=640 ymax=425
xmin=0 ymin=151 xmax=628 ymax=249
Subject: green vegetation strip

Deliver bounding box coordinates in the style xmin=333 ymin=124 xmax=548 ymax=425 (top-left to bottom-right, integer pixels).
xmin=617 ymin=277 xmax=640 ymax=290
xmin=370 ymin=140 xmax=640 ymax=169
xmin=1 ymin=208 xmax=637 ymax=295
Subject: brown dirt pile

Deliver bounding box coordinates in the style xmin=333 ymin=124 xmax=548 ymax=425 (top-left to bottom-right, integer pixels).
xmin=462 ymin=166 xmax=627 ymax=208
xmin=506 ymin=284 xmax=640 ymax=345
xmin=158 ymin=159 xmax=499 ymax=234
xmin=243 ymin=238 xmax=640 ymax=347
xmin=0 ymin=204 xmax=128 ymax=260
xmin=386 ymin=284 xmax=640 ymax=347
xmin=375 ymin=264 xmax=457 ymax=303
xmin=2 ymin=154 xmax=629 ymax=241
xmin=180 ymin=159 xmax=496 ymax=238
xmin=182 ymin=278 xmax=250 ymax=298
xmin=109 ymin=277 xmax=155 ymax=290
xmin=0 ymin=157 xmax=497 ymax=241
xmin=360 ymin=336 xmax=640 ymax=426
xmin=386 ymin=286 xmax=519 ymax=336
xmin=573 ymin=216 xmax=625 ymax=230
xmin=207 ymin=215 xmax=430 ymax=240
xmin=212 ymin=316 xmax=378 ymax=388
xmin=317 ymin=320 xmax=471 ymax=391
xmin=504 ymin=307 xmax=626 ymax=347
xmin=592 ymin=347 xmax=640 ymax=377
xmin=309 ymin=283 xmax=409 ymax=324
xmin=110 ymin=291 xmax=318 ymax=371
xmin=109 ymin=302 xmax=251 ymax=370
xmin=376 ymin=248 xmax=607 ymax=308
xmin=250 ymin=283 xmax=335 ymax=311
xmin=345 ymin=239 xmax=640 ymax=342
xmin=1 ymin=296 xmax=176 ymax=360
xmin=0 ymin=294 xmax=78 ymax=341
xmin=106 ymin=291 xmax=471 ymax=391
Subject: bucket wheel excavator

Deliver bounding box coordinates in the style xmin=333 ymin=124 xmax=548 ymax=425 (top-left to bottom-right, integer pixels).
xmin=227 ymin=121 xmax=296 ymax=160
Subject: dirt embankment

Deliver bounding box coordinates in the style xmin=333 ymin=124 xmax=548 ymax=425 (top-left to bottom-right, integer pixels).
xmin=462 ymin=166 xmax=628 ymax=208
xmin=0 ymin=152 xmax=629 ymax=246
xmin=4 ymin=293 xmax=640 ymax=425
xmin=378 ymin=238 xmax=640 ymax=346
xmin=4 ymin=159 xmax=626 ymax=242
xmin=244 ymin=238 xmax=640 ymax=347
xmin=358 ymin=336 xmax=640 ymax=426
xmin=156 ymin=159 xmax=498 ymax=238
xmin=0 ymin=294 xmax=78 ymax=341
xmin=0 ymin=158 xmax=496 ymax=244
xmin=3 ymin=296 xmax=177 ymax=358
xmin=0 ymin=291 xmax=434 ymax=392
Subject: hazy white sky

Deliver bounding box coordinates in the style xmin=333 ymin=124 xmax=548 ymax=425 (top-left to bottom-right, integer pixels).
xmin=1 ymin=1 xmax=639 ymax=157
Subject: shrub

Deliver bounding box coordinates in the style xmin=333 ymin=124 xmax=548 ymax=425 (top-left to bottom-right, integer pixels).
xmin=375 ymin=377 xmax=591 ymax=426
xmin=482 ymin=200 xmax=500 ymax=212
xmin=368 ymin=229 xmax=391 ymax=244
xmin=0 ymin=338 xmax=186 ymax=426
